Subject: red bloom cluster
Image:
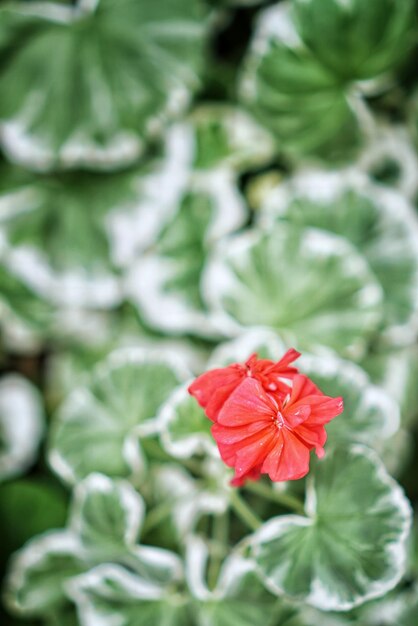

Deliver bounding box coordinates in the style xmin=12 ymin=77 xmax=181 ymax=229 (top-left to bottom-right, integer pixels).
xmin=188 ymin=350 xmax=343 ymax=486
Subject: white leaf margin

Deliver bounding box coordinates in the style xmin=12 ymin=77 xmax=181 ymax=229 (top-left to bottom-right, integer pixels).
xmin=66 ymin=563 xmax=167 ymax=626
xmin=185 ymin=535 xmax=259 ymax=602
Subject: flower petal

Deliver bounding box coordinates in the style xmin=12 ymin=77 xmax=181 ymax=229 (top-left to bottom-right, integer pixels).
xmin=188 ymin=365 xmax=244 ymax=421
xmin=262 ymin=430 xmax=310 ymax=482
xmin=217 ymin=378 xmax=277 ymax=427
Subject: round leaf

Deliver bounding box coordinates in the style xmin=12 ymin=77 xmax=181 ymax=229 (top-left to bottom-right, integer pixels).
xmin=252 ymin=445 xmax=412 ymax=611
xmin=260 ymin=170 xmax=418 ymax=343
xmin=203 ymin=224 xmax=383 ymax=358
xmin=239 ymin=3 xmax=362 ymax=160
xmin=0 ymin=0 xmax=207 ymax=170
xmin=49 ymin=347 xmax=190 ymax=484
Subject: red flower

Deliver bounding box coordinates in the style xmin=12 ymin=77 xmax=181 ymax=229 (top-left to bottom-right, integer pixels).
xmin=188 ymin=349 xmax=301 ymax=421
xmin=211 ymin=375 xmax=343 ymax=484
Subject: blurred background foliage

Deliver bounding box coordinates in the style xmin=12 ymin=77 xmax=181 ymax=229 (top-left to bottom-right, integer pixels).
xmin=1 ymin=0 xmax=418 ymax=625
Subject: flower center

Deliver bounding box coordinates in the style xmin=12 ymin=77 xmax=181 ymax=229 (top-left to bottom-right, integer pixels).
xmin=274 ymin=410 xmax=285 ymax=429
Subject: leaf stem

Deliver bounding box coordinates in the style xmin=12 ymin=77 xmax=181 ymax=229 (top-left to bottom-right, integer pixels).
xmin=142 ymin=500 xmax=174 ymax=535
xmin=229 ymin=490 xmax=262 ymax=532
xmin=207 ymin=512 xmax=229 ymax=590
xmin=244 ymin=481 xmax=305 ymax=515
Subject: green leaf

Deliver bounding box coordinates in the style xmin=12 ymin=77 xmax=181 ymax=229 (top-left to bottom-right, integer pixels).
xmin=240 ymin=4 xmax=362 ymax=160
xmin=251 ymin=445 xmax=412 ymax=611
xmin=159 ymin=384 xmax=216 ymax=459
xmin=0 ymin=0 xmax=207 ymax=170
xmin=49 ymin=347 xmax=189 ymax=484
xmin=68 ymin=564 xmax=186 ymax=626
xmin=260 ymin=170 xmax=418 ymax=341
xmin=241 ymin=0 xmax=415 ymax=162
xmin=203 ymin=224 xmax=383 ymax=358
xmin=70 ymin=473 xmax=144 ymax=560
xmin=4 ymin=531 xmax=85 ymax=616
xmin=292 ymin=0 xmax=415 ymax=80
xmin=0 ymin=374 xmax=44 ymax=482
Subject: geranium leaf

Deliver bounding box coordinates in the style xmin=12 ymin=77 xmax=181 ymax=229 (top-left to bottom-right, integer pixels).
xmin=240 ymin=0 xmax=414 ymax=161
xmin=0 ymin=165 xmax=137 ymax=308
xmin=0 ymin=0 xmax=207 ymax=170
xmin=260 ymin=170 xmax=418 ymax=342
xmin=252 ymin=445 xmax=412 ymax=611
xmin=240 ymin=4 xmax=362 ymax=160
xmin=203 ymin=224 xmax=383 ymax=358
xmin=49 ymin=347 xmax=189 ymax=484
